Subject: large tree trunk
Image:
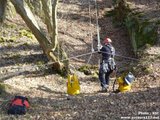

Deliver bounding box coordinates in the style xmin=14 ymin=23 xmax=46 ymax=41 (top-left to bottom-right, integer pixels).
xmin=10 ymin=0 xmax=50 ymax=51
xmin=0 ymin=0 xmax=7 ymax=23
xmin=10 ymin=0 xmax=67 ymax=72
xmin=41 ymin=0 xmax=64 ymax=71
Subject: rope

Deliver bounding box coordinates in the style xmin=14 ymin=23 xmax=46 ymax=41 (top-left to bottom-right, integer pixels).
xmin=87 ymin=0 xmax=94 ymax=64
xmin=94 ymin=0 xmax=101 ymax=52
xmin=100 ymin=51 xmax=139 ymax=61
xmin=94 ymin=0 xmax=101 ymax=68
xmin=0 ymin=50 xmax=140 ymax=81
xmin=0 ymin=1 xmax=140 ymax=80
xmin=47 ymin=51 xmax=139 ymax=66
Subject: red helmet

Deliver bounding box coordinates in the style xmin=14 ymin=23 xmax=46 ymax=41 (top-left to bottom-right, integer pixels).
xmin=103 ymin=37 xmax=112 ymax=44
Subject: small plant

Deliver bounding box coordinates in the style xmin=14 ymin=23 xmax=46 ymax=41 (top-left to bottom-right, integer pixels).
xmin=0 ymin=36 xmax=18 ymax=43
xmin=0 ymin=83 xmax=11 ymax=94
xmin=0 ymin=83 xmax=6 ymax=94
xmin=78 ymin=65 xmax=98 ymax=75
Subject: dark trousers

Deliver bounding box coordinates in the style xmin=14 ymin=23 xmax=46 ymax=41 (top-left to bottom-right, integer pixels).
xmin=99 ymin=68 xmax=113 ymax=89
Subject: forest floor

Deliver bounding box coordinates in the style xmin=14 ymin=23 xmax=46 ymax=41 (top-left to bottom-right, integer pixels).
xmin=0 ymin=0 xmax=160 ymax=119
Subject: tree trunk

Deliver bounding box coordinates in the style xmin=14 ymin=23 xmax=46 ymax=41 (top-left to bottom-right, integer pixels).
xmin=10 ymin=0 xmax=50 ymax=51
xmin=51 ymin=0 xmax=58 ymax=50
xmin=41 ymin=0 xmax=53 ymax=39
xmin=40 ymin=0 xmax=58 ymax=51
xmin=10 ymin=0 xmax=67 ymax=72
xmin=0 ymin=0 xmax=7 ymax=23
xmin=25 ymin=0 xmax=42 ymax=16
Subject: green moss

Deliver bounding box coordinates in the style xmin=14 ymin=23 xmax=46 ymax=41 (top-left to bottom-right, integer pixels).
xmin=36 ymin=61 xmax=45 ymax=66
xmin=125 ymin=13 xmax=158 ymax=52
xmin=9 ymin=36 xmax=17 ymax=42
xmin=22 ymin=42 xmax=30 ymax=47
xmin=91 ymin=72 xmax=98 ymax=79
xmin=0 ymin=83 xmax=11 ymax=94
xmin=155 ymin=55 xmax=160 ymax=59
xmin=2 ymin=30 xmax=8 ymax=34
xmin=12 ymin=54 xmax=21 ymax=60
xmin=0 ymin=36 xmax=18 ymax=43
xmin=0 ymin=83 xmax=6 ymax=93
xmin=108 ymin=0 xmax=160 ymax=53
xmin=0 ymin=37 xmax=5 ymax=43
xmin=144 ymin=67 xmax=153 ymax=74
xmin=3 ymin=22 xmax=17 ymax=29
xmin=19 ymin=29 xmax=35 ymax=39
xmin=78 ymin=65 xmax=98 ymax=75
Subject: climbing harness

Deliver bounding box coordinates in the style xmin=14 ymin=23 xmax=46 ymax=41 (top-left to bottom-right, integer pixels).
xmin=0 ymin=1 xmax=140 ymax=92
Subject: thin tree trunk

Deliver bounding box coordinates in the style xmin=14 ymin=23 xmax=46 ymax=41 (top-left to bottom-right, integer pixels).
xmin=41 ymin=0 xmax=59 ymax=51
xmin=41 ymin=0 xmax=53 ymax=39
xmin=0 ymin=0 xmax=7 ymax=23
xmin=52 ymin=0 xmax=58 ymax=50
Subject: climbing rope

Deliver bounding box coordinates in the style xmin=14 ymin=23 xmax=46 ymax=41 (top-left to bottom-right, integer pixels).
xmin=94 ymin=0 xmax=101 ymax=52
xmin=87 ymin=0 xmax=94 ymax=64
xmin=0 ymin=49 xmax=140 ymax=81
xmin=93 ymin=0 xmax=101 ymax=69
xmin=0 ymin=0 xmax=141 ymax=81
xmin=87 ymin=0 xmax=101 ymax=65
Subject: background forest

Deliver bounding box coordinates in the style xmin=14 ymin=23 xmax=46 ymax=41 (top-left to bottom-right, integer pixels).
xmin=0 ymin=0 xmax=160 ymax=119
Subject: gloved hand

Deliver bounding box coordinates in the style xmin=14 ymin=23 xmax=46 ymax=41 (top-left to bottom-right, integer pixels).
xmin=91 ymin=48 xmax=95 ymax=52
xmin=97 ymin=44 xmax=102 ymax=50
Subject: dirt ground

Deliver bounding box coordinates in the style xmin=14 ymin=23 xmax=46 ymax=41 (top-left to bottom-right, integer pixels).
xmin=0 ymin=0 xmax=160 ymax=119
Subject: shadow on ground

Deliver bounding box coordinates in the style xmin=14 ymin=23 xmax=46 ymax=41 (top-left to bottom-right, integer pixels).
xmin=0 ymin=87 xmax=159 ymax=120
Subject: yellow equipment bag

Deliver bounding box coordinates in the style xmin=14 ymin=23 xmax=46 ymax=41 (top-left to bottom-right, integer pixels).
xmin=117 ymin=77 xmax=131 ymax=92
xmin=67 ymin=74 xmax=80 ymax=95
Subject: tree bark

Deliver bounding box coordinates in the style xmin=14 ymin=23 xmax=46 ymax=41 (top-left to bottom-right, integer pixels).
xmin=10 ymin=0 xmax=51 ymax=52
xmin=41 ymin=0 xmax=53 ymax=39
xmin=51 ymin=0 xmax=58 ymax=50
xmin=0 ymin=0 xmax=7 ymax=23
xmin=10 ymin=0 xmax=68 ymax=73
xmin=25 ymin=0 xmax=42 ymax=16
xmin=40 ymin=0 xmax=59 ymax=51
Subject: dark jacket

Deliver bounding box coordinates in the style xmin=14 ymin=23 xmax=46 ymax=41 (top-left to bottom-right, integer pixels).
xmin=100 ymin=43 xmax=115 ymax=61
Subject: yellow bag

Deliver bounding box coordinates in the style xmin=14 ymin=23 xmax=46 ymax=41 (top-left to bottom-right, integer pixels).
xmin=67 ymin=74 xmax=80 ymax=95
xmin=117 ymin=77 xmax=131 ymax=92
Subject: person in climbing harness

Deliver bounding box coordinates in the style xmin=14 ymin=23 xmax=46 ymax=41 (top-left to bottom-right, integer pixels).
xmin=98 ymin=37 xmax=116 ymax=92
